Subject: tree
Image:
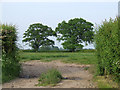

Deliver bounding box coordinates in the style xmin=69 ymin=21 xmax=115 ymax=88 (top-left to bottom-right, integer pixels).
xmin=50 ymin=46 xmax=59 ymax=51
xmin=23 ymin=23 xmax=56 ymax=51
xmin=39 ymin=46 xmax=59 ymax=51
xmin=55 ymin=18 xmax=94 ymax=52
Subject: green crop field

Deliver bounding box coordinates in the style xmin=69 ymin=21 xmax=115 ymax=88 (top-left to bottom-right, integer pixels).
xmin=20 ymin=52 xmax=97 ymax=65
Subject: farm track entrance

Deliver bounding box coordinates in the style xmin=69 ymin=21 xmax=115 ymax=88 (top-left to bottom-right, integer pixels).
xmin=2 ymin=60 xmax=97 ymax=88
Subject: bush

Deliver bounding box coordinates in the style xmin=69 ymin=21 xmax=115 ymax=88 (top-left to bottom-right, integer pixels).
xmin=38 ymin=68 xmax=63 ymax=86
xmin=95 ymin=17 xmax=120 ymax=82
xmin=1 ymin=24 xmax=20 ymax=83
xmin=78 ymin=49 xmax=96 ymax=53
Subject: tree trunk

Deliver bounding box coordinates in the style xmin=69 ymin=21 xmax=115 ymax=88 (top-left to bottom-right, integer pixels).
xmin=69 ymin=48 xmax=75 ymax=52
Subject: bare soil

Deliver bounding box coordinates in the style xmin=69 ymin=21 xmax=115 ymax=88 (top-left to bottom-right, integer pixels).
xmin=2 ymin=60 xmax=97 ymax=88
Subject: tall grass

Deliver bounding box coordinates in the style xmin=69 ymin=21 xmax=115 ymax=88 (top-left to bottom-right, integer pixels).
xmin=37 ymin=68 xmax=63 ymax=86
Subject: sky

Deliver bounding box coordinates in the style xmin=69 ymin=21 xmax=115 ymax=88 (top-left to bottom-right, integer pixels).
xmin=1 ymin=1 xmax=118 ymax=49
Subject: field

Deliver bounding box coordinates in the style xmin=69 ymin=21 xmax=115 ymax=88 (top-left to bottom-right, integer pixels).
xmin=2 ymin=51 xmax=98 ymax=88
xmin=2 ymin=51 xmax=119 ymax=88
xmin=18 ymin=51 xmax=119 ymax=88
xmin=20 ymin=51 xmax=97 ymax=65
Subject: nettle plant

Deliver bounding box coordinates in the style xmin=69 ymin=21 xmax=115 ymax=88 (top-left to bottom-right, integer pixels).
xmin=95 ymin=17 xmax=120 ymax=82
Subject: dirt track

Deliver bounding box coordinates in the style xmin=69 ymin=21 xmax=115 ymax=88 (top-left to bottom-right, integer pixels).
xmin=2 ymin=60 xmax=97 ymax=88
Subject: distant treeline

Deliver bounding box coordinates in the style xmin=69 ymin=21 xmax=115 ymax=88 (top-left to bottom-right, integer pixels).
xmin=21 ymin=48 xmax=96 ymax=53
xmin=22 ymin=18 xmax=94 ymax=52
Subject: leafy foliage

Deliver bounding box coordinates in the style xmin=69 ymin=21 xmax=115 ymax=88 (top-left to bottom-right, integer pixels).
xmin=55 ymin=18 xmax=94 ymax=52
xmin=23 ymin=23 xmax=56 ymax=51
xmin=37 ymin=68 xmax=62 ymax=86
xmin=1 ymin=24 xmax=20 ymax=83
xmin=39 ymin=46 xmax=59 ymax=51
xmin=95 ymin=17 xmax=120 ymax=82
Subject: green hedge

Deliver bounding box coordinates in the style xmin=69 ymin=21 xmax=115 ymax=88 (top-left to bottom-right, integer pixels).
xmin=78 ymin=49 xmax=96 ymax=53
xmin=95 ymin=17 xmax=120 ymax=82
xmin=1 ymin=24 xmax=20 ymax=83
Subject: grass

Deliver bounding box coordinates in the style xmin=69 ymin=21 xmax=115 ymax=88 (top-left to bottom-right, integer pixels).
xmin=20 ymin=51 xmax=120 ymax=88
xmin=36 ymin=68 xmax=63 ymax=86
xmin=20 ymin=52 xmax=97 ymax=65
xmin=93 ymin=76 xmax=119 ymax=88
xmin=18 ymin=51 xmax=120 ymax=88
xmin=87 ymin=65 xmax=120 ymax=89
xmin=20 ymin=51 xmax=98 ymax=86
xmin=2 ymin=74 xmax=16 ymax=83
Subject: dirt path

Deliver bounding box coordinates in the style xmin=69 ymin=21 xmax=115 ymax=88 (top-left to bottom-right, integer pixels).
xmin=2 ymin=60 xmax=97 ymax=88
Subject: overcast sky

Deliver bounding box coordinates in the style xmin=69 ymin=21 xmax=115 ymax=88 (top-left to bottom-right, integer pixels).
xmin=1 ymin=1 xmax=118 ymax=49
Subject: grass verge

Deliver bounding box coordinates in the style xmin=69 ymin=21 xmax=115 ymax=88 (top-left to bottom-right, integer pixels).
xmin=93 ymin=76 xmax=119 ymax=88
xmin=36 ymin=68 xmax=63 ymax=86
xmin=87 ymin=65 xmax=119 ymax=88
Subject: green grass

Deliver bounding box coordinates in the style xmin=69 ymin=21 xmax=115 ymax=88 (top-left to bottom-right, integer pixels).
xmin=36 ymin=68 xmax=63 ymax=86
xmin=93 ymin=76 xmax=119 ymax=88
xmin=20 ymin=51 xmax=119 ymax=88
xmin=2 ymin=74 xmax=16 ymax=83
xmin=20 ymin=52 xmax=97 ymax=65
xmin=87 ymin=65 xmax=120 ymax=88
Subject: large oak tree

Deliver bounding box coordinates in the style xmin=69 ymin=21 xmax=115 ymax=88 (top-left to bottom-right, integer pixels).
xmin=23 ymin=23 xmax=56 ymax=51
xmin=55 ymin=18 xmax=94 ymax=52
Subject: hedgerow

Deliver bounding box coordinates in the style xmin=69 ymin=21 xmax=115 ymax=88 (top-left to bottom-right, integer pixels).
xmin=1 ymin=24 xmax=20 ymax=83
xmin=95 ymin=17 xmax=120 ymax=82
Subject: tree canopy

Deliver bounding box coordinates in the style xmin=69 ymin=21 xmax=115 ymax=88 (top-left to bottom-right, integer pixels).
xmin=55 ymin=18 xmax=94 ymax=52
xmin=23 ymin=23 xmax=56 ymax=51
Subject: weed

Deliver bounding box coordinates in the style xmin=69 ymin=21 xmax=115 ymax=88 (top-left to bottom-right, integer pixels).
xmin=84 ymin=67 xmax=89 ymax=70
xmin=93 ymin=76 xmax=119 ymax=88
xmin=37 ymin=68 xmax=63 ymax=86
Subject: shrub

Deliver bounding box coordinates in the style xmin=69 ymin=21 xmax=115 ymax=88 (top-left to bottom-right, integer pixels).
xmin=1 ymin=24 xmax=20 ymax=83
xmin=79 ymin=49 xmax=96 ymax=53
xmin=95 ymin=17 xmax=120 ymax=82
xmin=38 ymin=68 xmax=63 ymax=86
